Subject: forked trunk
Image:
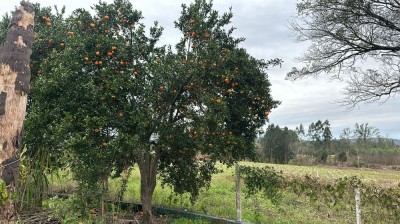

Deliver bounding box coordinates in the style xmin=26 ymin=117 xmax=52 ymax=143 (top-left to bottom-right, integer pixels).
xmin=137 ymin=147 xmax=160 ymax=224
xmin=0 ymin=1 xmax=35 ymax=221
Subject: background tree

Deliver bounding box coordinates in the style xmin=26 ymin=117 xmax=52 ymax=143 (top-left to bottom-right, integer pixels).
xmin=338 ymin=127 xmax=353 ymax=162
xmin=295 ymin=123 xmax=306 ymax=141
xmin=0 ymin=1 xmax=35 ymax=220
xmin=288 ymin=0 xmax=400 ymax=107
xmin=293 ymin=123 xmax=307 ymax=157
xmin=261 ymin=124 xmax=297 ymax=164
xmin=354 ymin=123 xmax=380 ymax=149
xmin=308 ymin=120 xmax=332 ymax=163
xmin=353 ymin=123 xmax=379 ymax=166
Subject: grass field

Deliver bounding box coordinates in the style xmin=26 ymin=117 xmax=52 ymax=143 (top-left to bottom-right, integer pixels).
xmin=49 ymin=162 xmax=400 ymax=224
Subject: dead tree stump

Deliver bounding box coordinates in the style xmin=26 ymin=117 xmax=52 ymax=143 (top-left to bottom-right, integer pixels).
xmin=0 ymin=1 xmax=35 ymax=221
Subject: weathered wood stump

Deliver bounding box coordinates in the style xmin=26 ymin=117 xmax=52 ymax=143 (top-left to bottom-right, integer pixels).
xmin=0 ymin=1 xmax=35 ymax=222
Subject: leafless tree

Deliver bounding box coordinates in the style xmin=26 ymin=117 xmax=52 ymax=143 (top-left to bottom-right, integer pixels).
xmin=288 ymin=0 xmax=400 ymax=108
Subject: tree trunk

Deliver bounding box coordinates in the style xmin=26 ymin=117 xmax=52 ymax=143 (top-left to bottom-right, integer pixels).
xmin=0 ymin=1 xmax=35 ymax=221
xmin=137 ymin=147 xmax=160 ymax=224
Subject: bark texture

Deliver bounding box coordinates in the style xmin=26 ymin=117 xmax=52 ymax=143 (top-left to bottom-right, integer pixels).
xmin=0 ymin=1 xmax=35 ymax=221
xmin=137 ymin=147 xmax=160 ymax=224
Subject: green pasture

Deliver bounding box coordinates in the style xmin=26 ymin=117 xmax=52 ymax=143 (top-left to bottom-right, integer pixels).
xmin=48 ymin=162 xmax=400 ymax=223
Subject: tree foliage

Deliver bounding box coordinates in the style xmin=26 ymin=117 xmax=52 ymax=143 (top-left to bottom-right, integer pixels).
xmin=308 ymin=120 xmax=332 ymax=149
xmin=19 ymin=0 xmax=280 ymax=222
xmin=354 ymin=122 xmax=380 ymax=148
xmin=260 ymin=124 xmax=297 ymax=164
xmin=288 ymin=0 xmax=400 ymax=107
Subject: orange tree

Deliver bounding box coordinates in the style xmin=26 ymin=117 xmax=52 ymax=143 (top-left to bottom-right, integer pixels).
xmin=24 ymin=1 xmax=145 ymax=211
xmin=21 ymin=0 xmax=280 ymax=222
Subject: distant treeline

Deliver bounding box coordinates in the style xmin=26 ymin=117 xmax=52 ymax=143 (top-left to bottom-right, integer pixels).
xmin=257 ymin=120 xmax=400 ymax=167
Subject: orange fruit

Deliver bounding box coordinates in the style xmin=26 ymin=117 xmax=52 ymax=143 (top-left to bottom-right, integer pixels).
xmin=90 ymin=23 xmax=96 ymax=28
xmin=95 ymin=51 xmax=100 ymax=56
xmin=104 ymin=15 xmax=110 ymax=20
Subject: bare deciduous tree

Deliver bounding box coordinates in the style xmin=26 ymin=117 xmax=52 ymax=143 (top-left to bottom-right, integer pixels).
xmin=288 ymin=0 xmax=400 ymax=108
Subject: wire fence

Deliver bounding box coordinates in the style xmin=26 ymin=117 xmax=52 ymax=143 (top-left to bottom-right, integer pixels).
xmin=45 ymin=162 xmax=400 ymax=224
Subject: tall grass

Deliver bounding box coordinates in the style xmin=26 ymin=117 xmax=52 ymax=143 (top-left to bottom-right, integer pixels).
xmin=48 ymin=162 xmax=400 ymax=223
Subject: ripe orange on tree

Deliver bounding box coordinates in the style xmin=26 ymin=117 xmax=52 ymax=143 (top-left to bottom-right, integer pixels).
xmin=224 ymin=78 xmax=229 ymax=84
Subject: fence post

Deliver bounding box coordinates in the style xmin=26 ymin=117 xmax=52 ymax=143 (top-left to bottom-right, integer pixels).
xmin=355 ymin=187 xmax=361 ymax=224
xmin=235 ymin=163 xmax=242 ymax=223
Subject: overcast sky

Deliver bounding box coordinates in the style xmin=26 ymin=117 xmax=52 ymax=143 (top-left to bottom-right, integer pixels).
xmin=1 ymin=0 xmax=399 ymax=139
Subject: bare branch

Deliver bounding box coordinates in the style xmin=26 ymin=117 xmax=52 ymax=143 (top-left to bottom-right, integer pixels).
xmin=289 ymin=0 xmax=400 ymax=107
